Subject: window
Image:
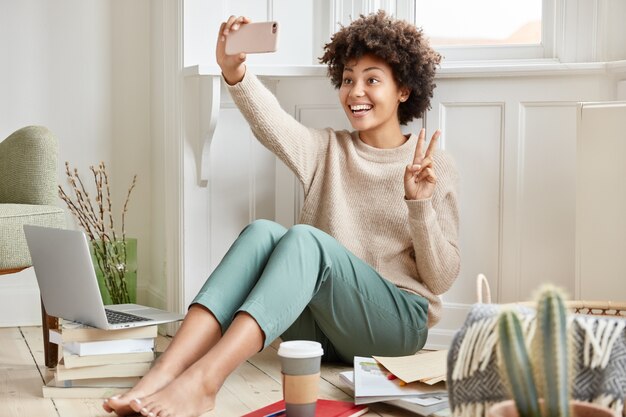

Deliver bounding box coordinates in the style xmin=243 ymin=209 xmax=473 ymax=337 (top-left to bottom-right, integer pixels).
xmin=415 ymin=0 xmax=542 ymax=47
xmin=329 ymin=0 xmax=554 ymax=61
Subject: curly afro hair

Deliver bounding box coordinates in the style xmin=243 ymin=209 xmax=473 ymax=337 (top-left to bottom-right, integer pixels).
xmin=319 ymin=10 xmax=441 ymax=125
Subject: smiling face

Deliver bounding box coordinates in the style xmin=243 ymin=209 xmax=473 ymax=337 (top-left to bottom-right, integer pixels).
xmin=339 ymin=54 xmax=409 ymax=146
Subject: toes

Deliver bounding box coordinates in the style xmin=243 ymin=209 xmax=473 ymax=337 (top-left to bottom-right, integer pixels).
xmin=141 ymin=402 xmax=160 ymax=417
xmin=102 ymin=395 xmax=121 ymax=413
xmin=130 ymin=398 xmax=143 ymax=413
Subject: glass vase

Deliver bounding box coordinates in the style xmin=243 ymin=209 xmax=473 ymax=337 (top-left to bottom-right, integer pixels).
xmin=89 ymin=238 xmax=137 ymax=305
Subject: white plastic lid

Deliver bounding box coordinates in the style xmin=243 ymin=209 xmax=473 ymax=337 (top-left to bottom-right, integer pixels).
xmin=277 ymin=340 xmax=324 ymax=358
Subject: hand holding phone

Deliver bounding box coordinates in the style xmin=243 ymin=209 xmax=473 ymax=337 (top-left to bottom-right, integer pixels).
xmin=224 ymin=21 xmax=279 ymax=55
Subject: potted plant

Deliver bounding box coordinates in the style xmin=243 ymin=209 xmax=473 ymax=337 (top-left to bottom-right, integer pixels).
xmin=488 ymin=286 xmax=614 ymax=417
xmin=58 ymin=161 xmax=137 ymax=305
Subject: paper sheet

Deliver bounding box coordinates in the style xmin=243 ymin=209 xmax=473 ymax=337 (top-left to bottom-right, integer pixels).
xmin=373 ymin=350 xmax=448 ymax=384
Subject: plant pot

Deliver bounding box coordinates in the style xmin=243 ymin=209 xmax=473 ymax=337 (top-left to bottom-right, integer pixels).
xmin=487 ymin=400 xmax=616 ymax=417
xmin=90 ymin=238 xmax=137 ymax=305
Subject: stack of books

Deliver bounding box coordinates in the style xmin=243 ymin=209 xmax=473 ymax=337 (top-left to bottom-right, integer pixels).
xmin=43 ymin=320 xmax=157 ymax=398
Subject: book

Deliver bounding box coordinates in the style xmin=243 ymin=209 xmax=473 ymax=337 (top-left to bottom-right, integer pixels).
xmin=340 ymin=371 xmax=449 ymax=416
xmin=62 ymin=349 xmax=155 ymax=369
xmin=53 ymin=337 xmax=155 ymax=356
xmin=352 ymin=357 xmax=447 ymax=405
xmin=55 ymin=360 xmax=152 ymax=381
xmin=241 ymin=399 xmax=368 ymax=417
xmin=51 ymin=319 xmax=158 ymax=342
xmin=42 ymin=383 xmax=126 ymax=399
xmin=47 ymin=375 xmax=140 ymax=388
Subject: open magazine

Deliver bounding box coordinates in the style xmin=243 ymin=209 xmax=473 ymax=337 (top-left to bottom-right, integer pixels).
xmin=339 ymin=370 xmax=449 ymax=415
xmin=338 ymin=356 xmax=448 ymax=415
xmin=353 ymin=356 xmax=447 ymax=402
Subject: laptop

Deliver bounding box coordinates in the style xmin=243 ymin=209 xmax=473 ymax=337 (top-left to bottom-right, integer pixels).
xmin=24 ymin=225 xmax=184 ymax=330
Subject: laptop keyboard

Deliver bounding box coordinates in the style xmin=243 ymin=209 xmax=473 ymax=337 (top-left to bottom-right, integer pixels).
xmin=105 ymin=309 xmax=152 ymax=324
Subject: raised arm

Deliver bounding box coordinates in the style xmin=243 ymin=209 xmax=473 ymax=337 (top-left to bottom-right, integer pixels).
xmin=216 ymin=16 xmax=329 ymax=191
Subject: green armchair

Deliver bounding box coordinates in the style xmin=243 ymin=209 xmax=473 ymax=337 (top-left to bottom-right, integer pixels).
xmin=0 ymin=125 xmax=66 ymax=367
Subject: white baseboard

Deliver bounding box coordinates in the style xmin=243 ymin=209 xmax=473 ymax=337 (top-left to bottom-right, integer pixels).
xmin=424 ymin=302 xmax=473 ymax=350
xmin=424 ymin=329 xmax=459 ymax=350
xmin=142 ymin=282 xmax=180 ymax=336
xmin=0 ymin=267 xmax=42 ymax=327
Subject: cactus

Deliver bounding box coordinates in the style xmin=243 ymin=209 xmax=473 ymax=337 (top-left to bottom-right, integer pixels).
xmin=498 ymin=310 xmax=542 ymax=417
xmin=497 ymin=286 xmax=570 ymax=417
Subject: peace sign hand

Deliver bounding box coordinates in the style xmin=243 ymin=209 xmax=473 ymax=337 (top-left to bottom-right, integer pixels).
xmin=404 ymin=128 xmax=440 ymax=200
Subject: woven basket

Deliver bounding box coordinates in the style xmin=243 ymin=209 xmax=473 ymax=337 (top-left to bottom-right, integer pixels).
xmin=475 ymin=273 xmax=626 ymax=317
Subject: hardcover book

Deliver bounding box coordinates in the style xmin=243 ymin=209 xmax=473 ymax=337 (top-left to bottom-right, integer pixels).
xmin=42 ymin=382 xmax=126 ymax=399
xmin=55 ymin=360 xmax=151 ymax=381
xmin=51 ymin=320 xmax=158 ymax=343
xmin=52 ymin=336 xmax=155 ymax=356
xmin=62 ymin=349 xmax=155 ymax=369
xmin=241 ymin=399 xmax=368 ymax=417
xmin=47 ymin=375 xmax=140 ymax=388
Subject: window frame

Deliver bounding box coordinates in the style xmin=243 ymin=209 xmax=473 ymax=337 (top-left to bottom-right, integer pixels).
xmin=400 ymin=0 xmax=557 ymax=61
xmin=329 ymin=0 xmax=564 ymax=61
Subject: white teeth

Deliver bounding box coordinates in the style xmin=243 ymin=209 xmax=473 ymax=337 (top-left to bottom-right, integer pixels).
xmin=350 ymin=104 xmax=372 ymax=111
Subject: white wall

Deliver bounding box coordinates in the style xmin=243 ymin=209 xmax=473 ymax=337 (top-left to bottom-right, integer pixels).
xmin=0 ymin=0 xmax=154 ymax=324
xmin=0 ymin=0 xmax=112 ymax=168
xmin=183 ymin=0 xmax=314 ymax=67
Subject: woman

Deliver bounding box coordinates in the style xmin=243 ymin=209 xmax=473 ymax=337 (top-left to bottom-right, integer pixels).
xmin=104 ymin=10 xmax=459 ymax=417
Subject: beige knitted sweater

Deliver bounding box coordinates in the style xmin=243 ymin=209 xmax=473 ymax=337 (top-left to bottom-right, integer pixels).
xmin=227 ymin=73 xmax=460 ymax=327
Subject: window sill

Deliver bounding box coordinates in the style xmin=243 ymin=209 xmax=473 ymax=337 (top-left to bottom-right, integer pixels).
xmin=184 ymin=59 xmax=626 ymax=80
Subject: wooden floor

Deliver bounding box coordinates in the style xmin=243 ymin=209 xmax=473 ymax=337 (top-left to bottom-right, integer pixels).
xmin=0 ymin=326 xmax=421 ymax=417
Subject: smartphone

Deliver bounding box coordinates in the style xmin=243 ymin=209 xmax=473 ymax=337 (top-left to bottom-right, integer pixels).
xmin=225 ymin=21 xmax=279 ymax=55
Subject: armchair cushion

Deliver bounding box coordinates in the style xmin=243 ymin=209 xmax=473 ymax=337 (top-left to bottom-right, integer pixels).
xmin=0 ymin=204 xmax=65 ymax=269
xmin=0 ymin=125 xmax=65 ymax=269
xmin=0 ymin=126 xmax=58 ymax=205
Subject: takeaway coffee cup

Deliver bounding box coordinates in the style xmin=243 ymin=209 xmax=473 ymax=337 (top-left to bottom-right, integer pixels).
xmin=278 ymin=340 xmax=324 ymax=417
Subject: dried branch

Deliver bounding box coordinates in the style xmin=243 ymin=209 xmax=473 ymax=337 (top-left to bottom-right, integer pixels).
xmin=59 ymin=161 xmax=138 ymax=305
xmin=122 ymin=174 xmax=137 ymax=241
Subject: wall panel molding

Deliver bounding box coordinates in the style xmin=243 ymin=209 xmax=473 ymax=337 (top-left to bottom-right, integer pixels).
xmin=576 ymin=102 xmax=626 ymax=301
xmin=438 ymin=102 xmax=505 ymax=305
xmin=516 ymin=102 xmax=578 ymax=300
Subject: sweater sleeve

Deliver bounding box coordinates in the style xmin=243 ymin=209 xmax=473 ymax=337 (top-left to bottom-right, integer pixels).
xmin=225 ymin=71 xmax=330 ymax=192
xmin=405 ymin=150 xmax=461 ymax=295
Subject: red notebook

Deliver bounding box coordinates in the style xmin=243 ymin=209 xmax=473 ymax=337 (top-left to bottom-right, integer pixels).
xmin=241 ymin=399 xmax=368 ymax=417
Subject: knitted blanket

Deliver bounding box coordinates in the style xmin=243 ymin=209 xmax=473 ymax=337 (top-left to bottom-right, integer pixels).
xmin=446 ymin=303 xmax=626 ymax=417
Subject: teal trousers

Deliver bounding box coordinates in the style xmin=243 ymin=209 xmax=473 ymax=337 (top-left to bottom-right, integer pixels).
xmin=192 ymin=219 xmax=428 ymax=363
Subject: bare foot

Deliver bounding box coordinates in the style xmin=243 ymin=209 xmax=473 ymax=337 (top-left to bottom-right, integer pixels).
xmin=102 ymin=364 xmax=179 ymax=416
xmin=129 ymin=368 xmax=218 ymax=417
